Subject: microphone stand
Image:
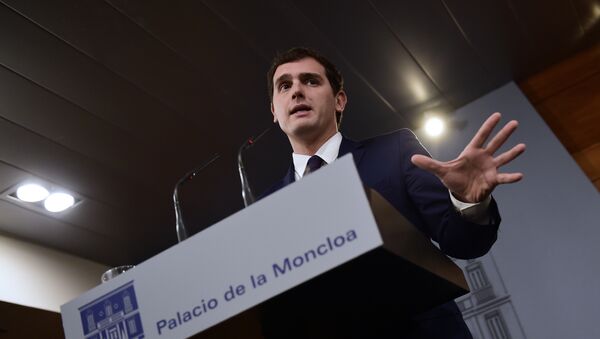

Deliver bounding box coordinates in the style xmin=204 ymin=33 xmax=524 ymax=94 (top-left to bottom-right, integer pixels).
xmin=100 ymin=154 xmax=220 ymax=282
xmin=238 ymin=128 xmax=271 ymax=207
xmin=173 ymin=154 xmax=220 ymax=242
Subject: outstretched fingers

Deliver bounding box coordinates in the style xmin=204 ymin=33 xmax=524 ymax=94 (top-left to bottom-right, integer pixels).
xmin=466 ymin=112 xmax=502 ymax=149
xmin=411 ymin=154 xmax=445 ymax=176
xmin=494 ymin=143 xmax=526 ymax=167
xmin=486 ymin=120 xmax=519 ymax=154
xmin=497 ymin=172 xmax=523 ymax=184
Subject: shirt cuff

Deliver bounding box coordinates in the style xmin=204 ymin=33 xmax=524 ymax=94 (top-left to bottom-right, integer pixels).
xmin=449 ymin=191 xmax=493 ymax=225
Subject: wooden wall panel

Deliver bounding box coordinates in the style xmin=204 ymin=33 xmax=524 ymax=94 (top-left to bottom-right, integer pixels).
xmin=520 ymin=43 xmax=600 ymax=103
xmin=573 ymin=143 xmax=600 ymax=184
xmin=0 ymin=301 xmax=63 ymax=339
xmin=533 ymin=71 xmax=600 ymax=153
xmin=520 ymin=43 xmax=600 ymax=192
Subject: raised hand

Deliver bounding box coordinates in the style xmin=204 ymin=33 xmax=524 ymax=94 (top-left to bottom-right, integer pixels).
xmin=411 ymin=112 xmax=526 ymax=203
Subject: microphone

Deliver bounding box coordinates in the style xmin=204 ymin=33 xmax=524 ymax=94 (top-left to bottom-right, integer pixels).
xmin=238 ymin=127 xmax=271 ymax=207
xmin=173 ymin=154 xmax=220 ymax=242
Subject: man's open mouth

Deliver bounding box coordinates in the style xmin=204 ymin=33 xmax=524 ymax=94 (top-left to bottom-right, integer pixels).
xmin=290 ymin=104 xmax=312 ymax=115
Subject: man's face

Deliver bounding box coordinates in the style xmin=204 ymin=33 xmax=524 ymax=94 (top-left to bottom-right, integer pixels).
xmin=271 ymin=57 xmax=346 ymax=141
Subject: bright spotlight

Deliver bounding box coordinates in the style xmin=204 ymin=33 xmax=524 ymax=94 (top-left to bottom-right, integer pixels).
xmin=16 ymin=184 xmax=49 ymax=202
xmin=44 ymin=193 xmax=75 ymax=212
xmin=424 ymin=117 xmax=445 ymax=137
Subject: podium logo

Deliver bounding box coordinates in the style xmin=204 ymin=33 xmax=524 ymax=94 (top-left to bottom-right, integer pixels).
xmin=78 ymin=281 xmax=145 ymax=339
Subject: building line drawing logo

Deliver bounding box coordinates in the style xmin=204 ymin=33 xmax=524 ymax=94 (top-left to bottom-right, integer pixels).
xmin=455 ymin=253 xmax=527 ymax=339
xmin=78 ymin=281 xmax=145 ymax=339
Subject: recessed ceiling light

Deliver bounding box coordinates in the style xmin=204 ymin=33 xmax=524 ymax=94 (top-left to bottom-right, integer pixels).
xmin=424 ymin=116 xmax=445 ymax=137
xmin=44 ymin=192 xmax=75 ymax=212
xmin=16 ymin=183 xmax=49 ymax=202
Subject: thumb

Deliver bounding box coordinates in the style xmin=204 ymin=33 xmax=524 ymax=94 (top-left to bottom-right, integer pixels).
xmin=411 ymin=154 xmax=444 ymax=175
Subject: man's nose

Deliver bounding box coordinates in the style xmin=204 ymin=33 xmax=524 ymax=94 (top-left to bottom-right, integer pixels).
xmin=291 ymin=82 xmax=304 ymax=100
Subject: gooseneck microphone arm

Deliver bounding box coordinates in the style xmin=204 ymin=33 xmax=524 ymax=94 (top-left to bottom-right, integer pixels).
xmin=173 ymin=154 xmax=220 ymax=242
xmin=238 ymin=127 xmax=271 ymax=207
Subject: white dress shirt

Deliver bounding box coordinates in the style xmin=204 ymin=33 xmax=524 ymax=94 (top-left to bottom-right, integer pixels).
xmin=292 ymin=132 xmax=343 ymax=180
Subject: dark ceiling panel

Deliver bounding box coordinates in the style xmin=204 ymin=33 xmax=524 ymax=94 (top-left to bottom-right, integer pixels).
xmin=199 ymin=0 xmax=278 ymax=60
xmin=61 ymin=199 xmax=139 ymax=239
xmin=441 ymin=0 xmax=532 ymax=84
xmin=0 ymin=65 xmax=161 ymax=190
xmin=291 ymin=0 xmax=443 ymax=120
xmin=0 ymin=1 xmax=236 ymax=234
xmin=0 ymin=161 xmax=27 ymax=193
xmin=0 ymin=116 xmax=167 ymax=238
xmin=507 ymin=0 xmax=585 ymax=73
xmin=0 ymin=162 xmax=128 ymax=242
xmin=201 ymin=0 xmax=362 ymax=64
xmin=2 ymin=0 xmax=228 ymax=129
xmin=0 ymin=160 xmax=169 ymax=266
xmin=0 ymin=165 xmax=141 ymax=241
xmin=0 ymin=4 xmax=204 ymax=157
xmin=339 ymin=76 xmax=412 ymax=139
xmin=105 ymin=0 xmax=272 ymax=136
xmin=0 ymin=200 xmax=131 ymax=264
xmin=371 ymin=0 xmax=493 ymax=109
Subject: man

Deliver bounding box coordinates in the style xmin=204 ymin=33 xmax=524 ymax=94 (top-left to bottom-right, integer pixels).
xmin=260 ymin=47 xmax=525 ymax=338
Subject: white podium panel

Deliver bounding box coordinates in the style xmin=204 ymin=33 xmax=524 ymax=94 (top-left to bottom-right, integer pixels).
xmin=61 ymin=155 xmax=383 ymax=339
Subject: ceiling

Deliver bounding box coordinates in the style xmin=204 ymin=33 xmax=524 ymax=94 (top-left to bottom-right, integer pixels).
xmin=0 ymin=0 xmax=598 ymax=266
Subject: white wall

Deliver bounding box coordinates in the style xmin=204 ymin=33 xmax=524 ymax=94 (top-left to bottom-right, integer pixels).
xmin=0 ymin=233 xmax=109 ymax=312
xmin=416 ymin=82 xmax=600 ymax=339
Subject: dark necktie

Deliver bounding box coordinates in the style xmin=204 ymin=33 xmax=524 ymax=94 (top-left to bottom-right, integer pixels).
xmin=303 ymin=155 xmax=325 ymax=177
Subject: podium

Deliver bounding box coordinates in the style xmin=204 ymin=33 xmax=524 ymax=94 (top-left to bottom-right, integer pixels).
xmin=61 ymin=155 xmax=468 ymax=339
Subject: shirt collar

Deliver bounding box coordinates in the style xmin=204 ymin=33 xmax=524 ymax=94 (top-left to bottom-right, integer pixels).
xmin=292 ymin=132 xmax=342 ymax=179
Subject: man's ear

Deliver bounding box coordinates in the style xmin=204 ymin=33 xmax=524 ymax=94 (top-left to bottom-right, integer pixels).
xmin=271 ymin=102 xmax=277 ymax=123
xmin=335 ymin=90 xmax=347 ymax=113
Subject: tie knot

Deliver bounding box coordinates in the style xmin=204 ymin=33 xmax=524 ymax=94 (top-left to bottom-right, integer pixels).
xmin=304 ymin=155 xmax=325 ymax=176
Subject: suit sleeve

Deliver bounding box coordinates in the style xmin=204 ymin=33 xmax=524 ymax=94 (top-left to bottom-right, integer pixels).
xmin=400 ymin=130 xmax=501 ymax=259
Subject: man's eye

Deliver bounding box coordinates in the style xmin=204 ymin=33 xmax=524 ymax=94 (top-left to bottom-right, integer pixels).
xmin=279 ymin=83 xmax=291 ymax=91
xmin=306 ymin=78 xmax=319 ymax=86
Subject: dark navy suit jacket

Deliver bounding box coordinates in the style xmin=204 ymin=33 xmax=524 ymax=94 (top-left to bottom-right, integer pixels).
xmin=260 ymin=129 xmax=501 ymax=339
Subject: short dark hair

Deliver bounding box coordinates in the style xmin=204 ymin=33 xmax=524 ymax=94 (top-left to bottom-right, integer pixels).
xmin=267 ymin=47 xmax=344 ymax=125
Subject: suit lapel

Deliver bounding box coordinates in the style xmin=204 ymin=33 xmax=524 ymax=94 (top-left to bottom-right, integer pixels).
xmin=338 ymin=136 xmax=366 ymax=167
xmin=282 ymin=164 xmax=295 ymax=186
